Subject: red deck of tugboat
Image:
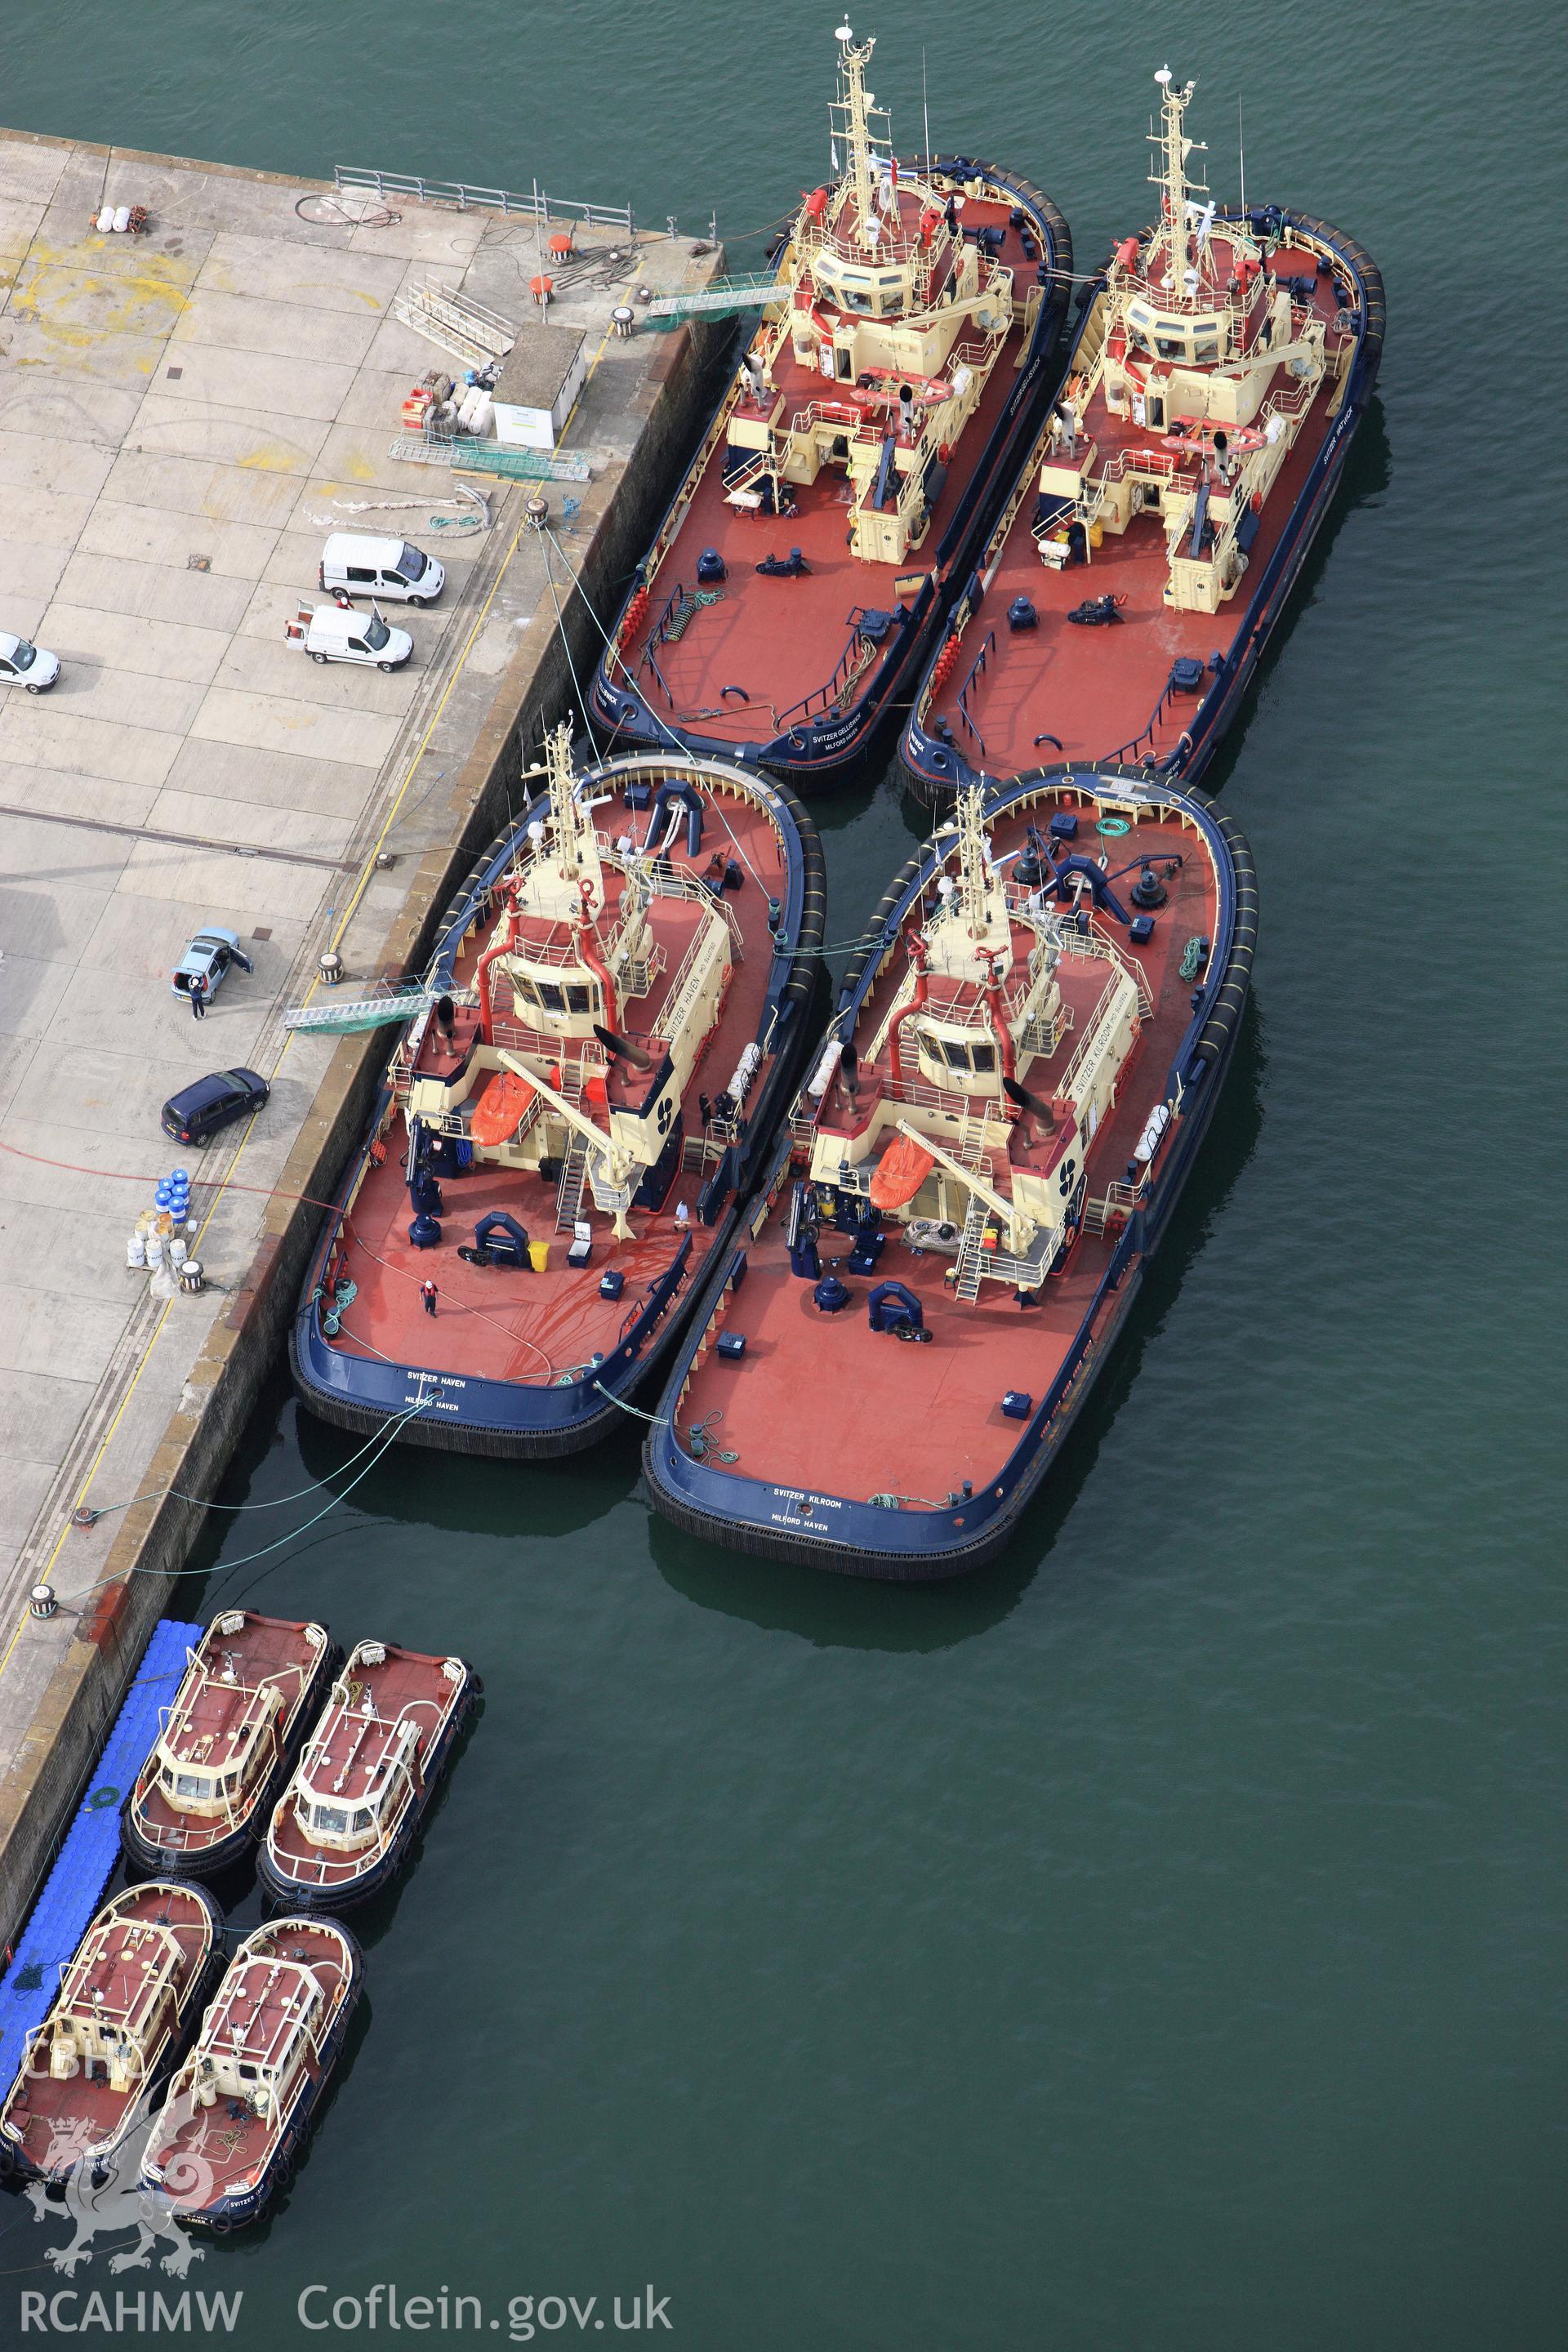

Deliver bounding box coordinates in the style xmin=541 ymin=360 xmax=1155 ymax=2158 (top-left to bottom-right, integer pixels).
xmin=324 ymin=799 xmax=788 ymax=1389
xmin=923 ymin=243 xmax=1345 ymax=773
xmin=268 ymin=1647 xmax=450 ymax=1885
xmin=131 ymin=1616 xmax=319 ymax=1850
xmin=614 ymin=188 xmax=1042 ymax=746
xmin=4 ymin=1886 xmax=212 ymax=2173
xmin=152 ymin=1924 xmax=351 ymax=2207
xmin=678 ymin=801 xmax=1218 ymax=1505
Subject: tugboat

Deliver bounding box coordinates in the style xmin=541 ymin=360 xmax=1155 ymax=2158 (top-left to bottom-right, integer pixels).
xmin=257 ymin=1642 xmax=477 ymax=1910
xmin=122 ymin=1611 xmax=338 ymax=1878
xmin=902 ymin=69 xmax=1383 ymax=805
xmin=140 ymin=1917 xmax=361 ymax=2230
xmin=290 ymin=726 xmax=824 ymax=1456
xmin=644 ymin=772 xmax=1256 ymax=1578
xmin=0 ymin=1882 xmax=220 ymax=2183
xmin=590 ymin=21 xmax=1071 ymax=787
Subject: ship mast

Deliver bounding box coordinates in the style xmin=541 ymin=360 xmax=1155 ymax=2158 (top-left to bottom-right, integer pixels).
xmin=955 ymin=782 xmax=993 ymax=935
xmin=1150 ymin=66 xmax=1206 ymax=296
xmin=833 ymin=21 xmax=880 ymax=252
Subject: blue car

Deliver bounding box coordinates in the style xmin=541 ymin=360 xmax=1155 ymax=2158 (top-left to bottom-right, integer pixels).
xmin=172 ymin=927 xmax=252 ymax=1004
xmin=161 ymin=1068 xmax=269 ymax=1147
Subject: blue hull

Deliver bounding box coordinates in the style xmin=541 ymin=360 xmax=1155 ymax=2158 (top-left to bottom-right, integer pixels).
xmin=643 ymin=774 xmax=1257 ymax=1578
xmin=590 ymin=163 xmax=1074 ymax=791
xmin=901 ymin=207 xmax=1386 ymax=805
xmin=290 ymin=759 xmax=824 ymax=1458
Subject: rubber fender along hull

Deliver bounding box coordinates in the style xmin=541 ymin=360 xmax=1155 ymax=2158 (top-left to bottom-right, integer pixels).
xmin=590 ymin=165 xmax=1074 ymax=794
xmin=288 ymin=761 xmax=826 ymax=1459
xmin=641 ymin=775 xmax=1255 ymax=1579
xmin=900 ymin=206 xmax=1385 ymax=809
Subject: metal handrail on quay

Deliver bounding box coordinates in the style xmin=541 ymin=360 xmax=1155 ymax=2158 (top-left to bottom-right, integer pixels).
xmin=334 ymin=167 xmax=635 ymax=238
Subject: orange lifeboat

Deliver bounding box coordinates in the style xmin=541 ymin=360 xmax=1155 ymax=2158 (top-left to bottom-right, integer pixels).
xmin=469 ymin=1069 xmax=536 ymax=1147
xmin=869 ymin=1133 xmax=935 ymax=1211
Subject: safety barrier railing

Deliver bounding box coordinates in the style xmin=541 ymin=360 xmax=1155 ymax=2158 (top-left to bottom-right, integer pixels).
xmin=1098 ymin=675 xmax=1184 ymax=768
xmin=952 ymin=626 xmax=996 ymax=755
xmin=775 ymin=617 xmax=880 ymax=731
xmin=1057 ymin=915 xmax=1155 ymax=1021
xmin=334 ymin=167 xmax=634 ymax=237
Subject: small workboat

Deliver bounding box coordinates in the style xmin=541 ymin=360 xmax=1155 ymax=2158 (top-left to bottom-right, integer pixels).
xmin=0 ymin=1881 xmax=220 ymax=2184
xmin=140 ymin=1916 xmax=361 ymax=2230
xmin=902 ymin=68 xmax=1383 ymax=804
xmin=121 ymin=1611 xmax=338 ymax=1878
xmin=290 ymin=726 xmax=823 ymax=1456
xmin=643 ymin=770 xmax=1256 ymax=1577
xmin=257 ymin=1642 xmax=477 ymax=1910
xmin=591 ymin=21 xmax=1071 ymax=786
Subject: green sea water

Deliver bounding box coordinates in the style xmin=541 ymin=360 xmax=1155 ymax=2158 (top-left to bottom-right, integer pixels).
xmin=4 ymin=2 xmax=1566 ymax=2345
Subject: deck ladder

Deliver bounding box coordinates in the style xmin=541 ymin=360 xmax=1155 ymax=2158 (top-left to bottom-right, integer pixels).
xmin=555 ymin=1138 xmax=589 ymax=1231
xmin=954 ymin=1190 xmax=991 ymax=1304
xmin=724 ymin=452 xmax=775 ymax=506
xmin=956 ymin=1111 xmax=991 ymax=1169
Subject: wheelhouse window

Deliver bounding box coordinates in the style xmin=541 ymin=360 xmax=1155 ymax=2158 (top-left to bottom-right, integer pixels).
xmin=313 ymin=1803 xmax=350 ymax=1834
xmin=537 ymin=982 xmax=565 ymax=1013
xmin=565 ymin=984 xmax=595 ymax=1014
xmin=174 ymin=1771 xmax=211 ymax=1799
xmin=352 ymin=1808 xmax=373 ymax=1831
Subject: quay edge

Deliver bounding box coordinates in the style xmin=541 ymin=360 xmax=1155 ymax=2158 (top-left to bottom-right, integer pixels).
xmin=0 ymin=131 xmax=734 ymax=1953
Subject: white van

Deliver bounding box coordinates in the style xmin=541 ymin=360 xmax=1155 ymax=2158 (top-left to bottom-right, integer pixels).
xmin=318 ymin=533 xmax=445 ymax=606
xmin=285 ymin=605 xmax=412 ymax=671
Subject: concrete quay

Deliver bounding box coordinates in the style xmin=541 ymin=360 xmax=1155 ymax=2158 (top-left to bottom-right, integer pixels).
xmin=0 ymin=129 xmax=724 ymax=1941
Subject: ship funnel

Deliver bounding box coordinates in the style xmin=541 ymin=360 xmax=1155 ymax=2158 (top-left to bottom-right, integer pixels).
xmin=1003 ymin=1074 xmax=1056 ymax=1132
xmin=594 ymin=1022 xmax=655 ymax=1071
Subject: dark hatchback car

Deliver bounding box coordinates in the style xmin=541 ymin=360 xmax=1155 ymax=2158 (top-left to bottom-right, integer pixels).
xmin=161 ymin=1067 xmax=270 ymax=1147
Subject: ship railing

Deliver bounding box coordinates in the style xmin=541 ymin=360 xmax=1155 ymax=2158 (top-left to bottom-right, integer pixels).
xmin=1098 ymin=674 xmax=1185 ymax=768
xmin=1052 ymin=915 xmax=1155 ymax=1021
xmin=655 ymin=916 xmax=726 ymax=1047
xmin=504 ymin=912 xmax=635 ymax=974
xmin=952 ymin=626 xmax=996 ymax=755
xmin=627 ymin=380 xmax=750 ymax=620
xmin=1083 ymin=1175 xmax=1147 ymax=1235
xmin=775 ymin=616 xmax=882 ymax=731
xmin=486 ymin=1022 xmax=609 ymax=1080
xmin=333 ymin=166 xmax=635 ymax=237
xmin=646 ymin=865 xmax=745 ymax=960
xmin=646 ymin=578 xmax=685 ymax=650
xmin=1053 ymin=952 xmax=1147 ymax=1110
xmin=1099 ymin=445 xmax=1187 ymax=488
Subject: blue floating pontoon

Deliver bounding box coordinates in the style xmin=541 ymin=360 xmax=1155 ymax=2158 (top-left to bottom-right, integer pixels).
xmin=0 ymin=1619 xmax=202 ymax=2082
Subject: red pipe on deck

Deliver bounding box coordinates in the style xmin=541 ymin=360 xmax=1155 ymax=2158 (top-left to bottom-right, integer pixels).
xmin=984 ymin=976 xmax=1017 ymax=1082
xmin=578 ymin=921 xmax=619 ymax=1037
xmin=474 ymin=890 xmax=520 ymax=1041
xmin=889 ymin=936 xmax=930 ymax=1090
